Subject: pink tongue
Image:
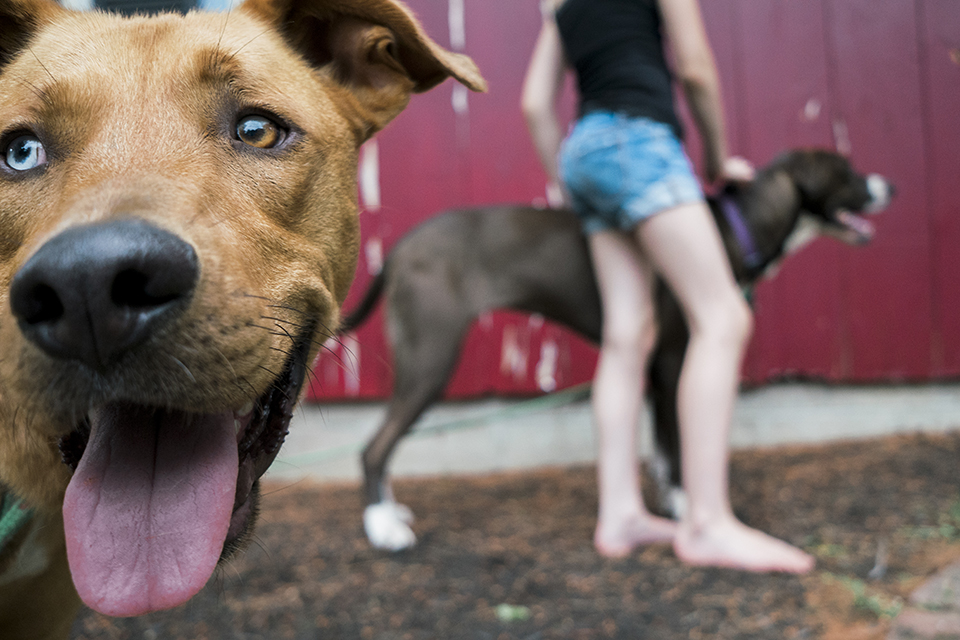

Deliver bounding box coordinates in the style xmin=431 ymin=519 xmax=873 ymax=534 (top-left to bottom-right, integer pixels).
xmin=837 ymin=210 xmax=875 ymax=241
xmin=63 ymin=404 xmax=238 ymax=617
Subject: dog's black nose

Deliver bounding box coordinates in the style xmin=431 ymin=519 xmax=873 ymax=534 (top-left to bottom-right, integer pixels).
xmin=9 ymin=220 xmax=198 ymax=370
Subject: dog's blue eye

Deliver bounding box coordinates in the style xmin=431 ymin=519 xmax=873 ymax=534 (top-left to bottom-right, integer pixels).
xmin=236 ymin=115 xmax=283 ymax=149
xmin=5 ymin=135 xmax=47 ymax=172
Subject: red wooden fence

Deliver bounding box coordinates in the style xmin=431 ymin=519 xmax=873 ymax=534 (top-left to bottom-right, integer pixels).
xmin=308 ymin=0 xmax=960 ymax=401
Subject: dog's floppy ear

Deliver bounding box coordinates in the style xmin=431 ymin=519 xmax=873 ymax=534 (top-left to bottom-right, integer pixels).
xmin=778 ymin=150 xmax=833 ymax=204
xmin=241 ymin=0 xmax=487 ymax=137
xmin=0 ymin=0 xmax=65 ymax=69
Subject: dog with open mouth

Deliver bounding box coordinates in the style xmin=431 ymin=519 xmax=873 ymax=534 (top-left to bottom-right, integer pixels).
xmin=339 ymin=148 xmax=894 ymax=551
xmin=0 ymin=0 xmax=484 ymax=636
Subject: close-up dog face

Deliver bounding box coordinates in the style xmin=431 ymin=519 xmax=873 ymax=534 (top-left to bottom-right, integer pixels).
xmin=0 ymin=0 xmax=483 ymax=621
xmin=776 ymin=149 xmax=893 ymax=245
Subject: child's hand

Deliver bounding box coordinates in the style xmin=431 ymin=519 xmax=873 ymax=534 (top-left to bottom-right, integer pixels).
xmin=722 ymin=156 xmax=756 ymax=183
xmin=546 ymin=181 xmax=567 ymax=208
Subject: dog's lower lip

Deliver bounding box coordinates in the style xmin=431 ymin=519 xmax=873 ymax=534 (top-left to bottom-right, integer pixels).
xmin=225 ymin=327 xmax=312 ymax=548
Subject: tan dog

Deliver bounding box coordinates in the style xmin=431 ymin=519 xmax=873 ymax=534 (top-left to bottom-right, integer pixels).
xmin=0 ymin=0 xmax=484 ymax=636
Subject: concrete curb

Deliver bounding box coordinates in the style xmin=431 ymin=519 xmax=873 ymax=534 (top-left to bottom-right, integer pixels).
xmin=267 ymin=382 xmax=960 ymax=483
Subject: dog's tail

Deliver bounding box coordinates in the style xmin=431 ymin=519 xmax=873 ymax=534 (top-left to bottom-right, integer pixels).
xmin=338 ymin=269 xmax=386 ymax=334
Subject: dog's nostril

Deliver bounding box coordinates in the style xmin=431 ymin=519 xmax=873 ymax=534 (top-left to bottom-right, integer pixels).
xmin=111 ymin=269 xmax=181 ymax=309
xmin=19 ymin=283 xmax=65 ymax=324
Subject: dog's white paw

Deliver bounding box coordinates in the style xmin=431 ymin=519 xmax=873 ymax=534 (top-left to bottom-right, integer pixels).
xmin=364 ymin=501 xmax=417 ymax=551
xmin=667 ymin=487 xmax=688 ymax=520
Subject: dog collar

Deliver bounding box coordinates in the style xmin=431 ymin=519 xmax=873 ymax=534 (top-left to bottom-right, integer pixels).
xmin=719 ymin=194 xmax=764 ymax=272
xmin=0 ymin=492 xmax=33 ymax=552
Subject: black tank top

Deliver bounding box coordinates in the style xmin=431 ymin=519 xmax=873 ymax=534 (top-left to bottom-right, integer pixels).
xmin=555 ymin=0 xmax=682 ymax=138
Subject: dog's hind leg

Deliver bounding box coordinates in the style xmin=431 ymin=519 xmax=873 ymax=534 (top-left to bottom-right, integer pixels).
xmin=362 ymin=296 xmax=472 ymax=550
xmin=648 ymin=283 xmax=689 ymax=518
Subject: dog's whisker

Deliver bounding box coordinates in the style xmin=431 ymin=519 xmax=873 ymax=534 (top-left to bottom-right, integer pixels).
xmin=16 ymin=77 xmax=48 ymax=105
xmin=170 ymin=356 xmax=197 ymax=384
xmin=226 ymin=27 xmax=272 ymax=64
xmin=239 ymin=292 xmax=272 ymax=301
xmin=260 ymin=315 xmax=304 ymax=329
xmin=235 ymin=376 xmax=261 ymax=401
xmin=256 ymin=364 xmax=281 ymax=380
xmin=27 ymin=47 xmax=56 ymax=84
xmin=269 ymin=328 xmax=308 ymax=345
xmin=269 ymin=347 xmax=295 ymax=359
xmin=260 ymin=477 xmax=307 ymax=497
xmin=239 ymin=292 xmax=307 ymax=314
xmin=317 ymin=339 xmax=344 ymax=359
xmin=313 ymin=346 xmax=360 ymax=375
xmin=216 ymin=5 xmax=232 ymax=54
xmin=247 ymin=533 xmax=273 ymax=562
xmin=212 ymin=560 xmax=244 ymax=594
xmin=302 ymin=363 xmax=324 ymax=392
xmin=257 ymin=297 xmax=312 ymax=317
xmin=271 ymin=337 xmax=298 ymax=354
xmin=213 ymin=347 xmax=241 ymax=387
xmin=266 ymin=304 xmax=312 ymax=318
xmin=330 ymin=334 xmax=357 ymax=359
xmin=271 ymin=322 xmax=297 ymax=343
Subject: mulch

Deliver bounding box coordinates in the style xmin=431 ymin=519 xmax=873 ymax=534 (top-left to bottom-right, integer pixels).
xmin=71 ymin=431 xmax=960 ymax=640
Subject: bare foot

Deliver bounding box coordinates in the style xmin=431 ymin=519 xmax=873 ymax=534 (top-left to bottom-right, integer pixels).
xmin=594 ymin=514 xmax=678 ymax=558
xmin=674 ymin=517 xmax=814 ymax=574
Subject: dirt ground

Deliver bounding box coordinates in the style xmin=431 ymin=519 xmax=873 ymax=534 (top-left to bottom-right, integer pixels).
xmin=71 ymin=430 xmax=960 ymax=640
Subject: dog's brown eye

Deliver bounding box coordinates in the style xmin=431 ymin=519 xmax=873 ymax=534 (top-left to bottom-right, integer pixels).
xmin=5 ymin=134 xmax=47 ymax=172
xmin=236 ymin=115 xmax=283 ymax=149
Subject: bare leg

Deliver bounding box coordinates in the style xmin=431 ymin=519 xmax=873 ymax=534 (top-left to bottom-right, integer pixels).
xmin=587 ymin=230 xmax=677 ymax=557
xmin=637 ymin=202 xmax=814 ymax=574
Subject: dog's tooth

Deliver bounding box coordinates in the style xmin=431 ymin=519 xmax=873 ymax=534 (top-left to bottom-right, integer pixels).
xmin=239 ymin=400 xmax=254 ymax=416
xmin=234 ymin=418 xmax=242 ymax=436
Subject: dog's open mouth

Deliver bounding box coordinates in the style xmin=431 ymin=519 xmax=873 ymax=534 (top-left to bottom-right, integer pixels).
xmin=57 ymin=334 xmax=310 ymax=617
xmin=827 ymin=174 xmax=893 ymax=245
xmin=832 ymin=209 xmax=876 ymax=245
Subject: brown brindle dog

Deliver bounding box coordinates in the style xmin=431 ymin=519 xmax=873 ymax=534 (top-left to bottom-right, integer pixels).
xmin=0 ymin=0 xmax=484 ymax=636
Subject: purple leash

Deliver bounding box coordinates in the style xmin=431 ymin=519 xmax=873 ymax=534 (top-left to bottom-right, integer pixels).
xmin=718 ymin=193 xmax=763 ymax=272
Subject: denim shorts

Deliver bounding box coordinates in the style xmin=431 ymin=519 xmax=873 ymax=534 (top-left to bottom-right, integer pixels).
xmin=559 ymin=111 xmax=703 ymax=235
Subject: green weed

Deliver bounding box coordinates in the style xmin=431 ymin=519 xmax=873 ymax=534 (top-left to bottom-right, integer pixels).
xmin=821 ymin=573 xmax=903 ymax=620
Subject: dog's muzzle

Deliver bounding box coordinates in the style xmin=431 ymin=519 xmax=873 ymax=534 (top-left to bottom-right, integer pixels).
xmin=9 ymin=219 xmax=311 ymax=617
